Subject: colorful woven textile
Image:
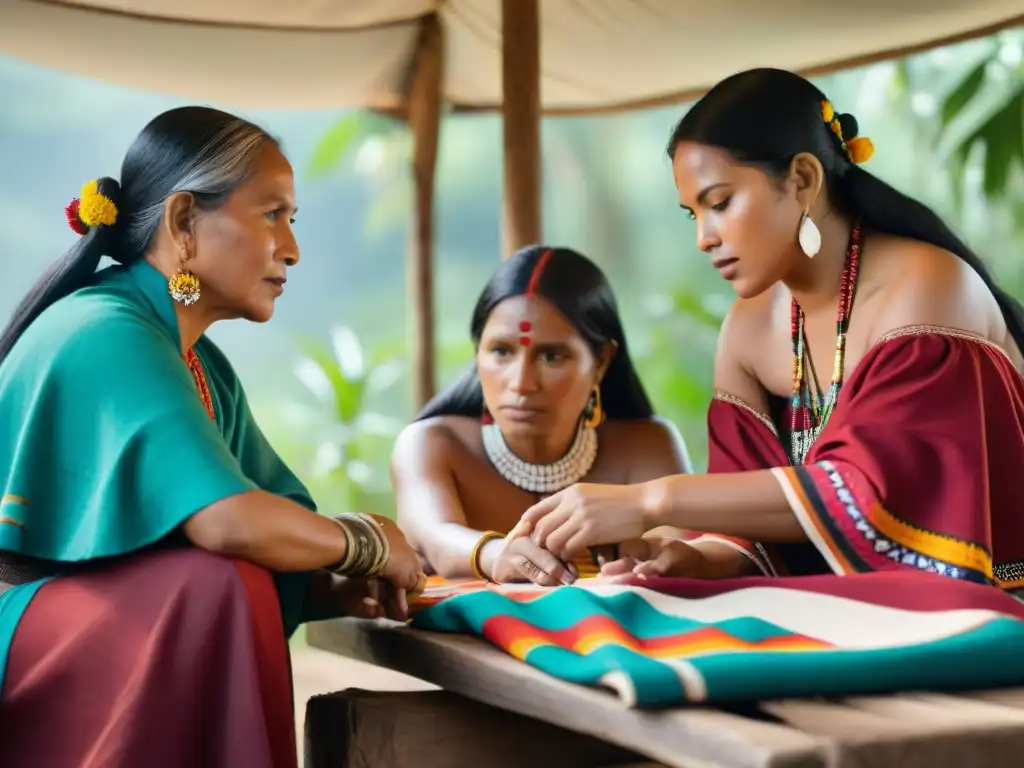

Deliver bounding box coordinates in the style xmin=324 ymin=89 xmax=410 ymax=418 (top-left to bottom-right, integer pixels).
xmin=410 ymin=572 xmax=1024 ymax=706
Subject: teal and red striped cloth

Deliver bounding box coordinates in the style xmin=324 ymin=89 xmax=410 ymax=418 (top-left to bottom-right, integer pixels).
xmin=410 ymin=572 xmax=1024 ymax=706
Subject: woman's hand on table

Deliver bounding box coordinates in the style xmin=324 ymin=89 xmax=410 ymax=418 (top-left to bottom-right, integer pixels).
xmin=597 ymin=537 xmax=705 ymax=580
xmin=370 ymin=514 xmax=427 ymax=603
xmin=329 ymin=577 xmax=413 ymax=621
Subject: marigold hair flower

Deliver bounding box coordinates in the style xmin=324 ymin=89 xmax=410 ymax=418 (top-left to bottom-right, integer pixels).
xmin=77 ymin=179 xmax=118 ymax=229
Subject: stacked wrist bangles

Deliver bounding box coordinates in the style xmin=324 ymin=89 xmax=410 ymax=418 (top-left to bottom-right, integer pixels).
xmin=327 ymin=513 xmax=390 ymax=578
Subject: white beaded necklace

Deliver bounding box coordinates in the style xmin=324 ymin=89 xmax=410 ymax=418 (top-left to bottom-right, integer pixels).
xmin=481 ymin=421 xmax=598 ymax=494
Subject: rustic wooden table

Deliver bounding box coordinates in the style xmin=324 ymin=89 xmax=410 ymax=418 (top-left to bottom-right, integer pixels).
xmin=307 ymin=617 xmax=1024 ymax=768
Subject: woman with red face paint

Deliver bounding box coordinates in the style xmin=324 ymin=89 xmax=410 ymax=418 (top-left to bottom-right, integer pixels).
xmin=514 ymin=68 xmax=1024 ymax=594
xmin=391 ymin=245 xmax=704 ymax=586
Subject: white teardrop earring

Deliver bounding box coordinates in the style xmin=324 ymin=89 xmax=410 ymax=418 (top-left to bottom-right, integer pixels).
xmin=798 ymin=212 xmax=822 ymax=258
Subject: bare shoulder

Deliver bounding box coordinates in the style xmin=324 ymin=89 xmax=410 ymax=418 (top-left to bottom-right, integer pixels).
xmin=867 ymin=235 xmax=998 ymax=343
xmin=601 ymin=417 xmax=682 ymax=447
xmin=713 ymin=291 xmax=775 ymax=411
xmin=601 ymin=417 xmax=693 ymax=478
xmin=391 ymin=416 xmax=477 ymax=470
xmin=721 ymin=290 xmax=775 ymax=336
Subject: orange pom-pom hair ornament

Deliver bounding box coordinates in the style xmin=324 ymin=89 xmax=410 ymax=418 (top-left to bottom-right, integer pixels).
xmin=820 ymin=100 xmax=874 ymax=165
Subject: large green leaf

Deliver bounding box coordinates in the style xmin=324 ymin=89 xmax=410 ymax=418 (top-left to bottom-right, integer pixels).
xmin=308 ymin=110 xmax=408 ymax=179
xmin=281 ymin=326 xmax=408 ymax=514
xmin=936 ymin=44 xmax=1024 ymax=203
xmin=887 ymin=60 xmax=912 ymax=102
xmin=308 ymin=113 xmax=366 ymax=178
xmin=657 ymin=369 xmax=711 ymax=415
xmin=667 ymin=288 xmax=727 ymax=330
xmin=981 ymin=90 xmax=1024 ymax=199
xmin=329 ymin=327 xmax=366 ymax=381
xmin=939 ymin=56 xmax=991 ymax=128
xmin=946 ymin=84 xmax=1024 ymax=201
xmin=295 ymin=335 xmax=366 ymax=422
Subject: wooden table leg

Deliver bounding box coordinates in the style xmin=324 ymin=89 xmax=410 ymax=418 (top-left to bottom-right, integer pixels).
xmin=303 ymin=688 xmax=648 ymax=768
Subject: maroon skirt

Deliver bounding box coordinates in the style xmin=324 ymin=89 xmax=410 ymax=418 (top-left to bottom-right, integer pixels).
xmin=0 ymin=548 xmax=298 ymax=767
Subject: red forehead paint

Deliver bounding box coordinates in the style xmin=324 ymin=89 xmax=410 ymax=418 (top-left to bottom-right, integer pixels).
xmin=525 ymin=248 xmax=554 ymax=296
xmin=517 ymin=250 xmax=552 ymax=348
xmin=519 ymin=321 xmax=532 ymax=345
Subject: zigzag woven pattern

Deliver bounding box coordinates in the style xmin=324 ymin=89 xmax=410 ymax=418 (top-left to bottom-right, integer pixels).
xmin=410 ymin=572 xmax=1024 ymax=706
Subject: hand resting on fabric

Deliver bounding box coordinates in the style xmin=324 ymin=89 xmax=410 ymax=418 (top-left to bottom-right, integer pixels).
xmin=597 ymin=537 xmax=705 ymax=579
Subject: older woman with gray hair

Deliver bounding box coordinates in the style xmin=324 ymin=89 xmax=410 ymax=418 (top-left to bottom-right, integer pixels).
xmin=0 ymin=106 xmax=423 ymax=768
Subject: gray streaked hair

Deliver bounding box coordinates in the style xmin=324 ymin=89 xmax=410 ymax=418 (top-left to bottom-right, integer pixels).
xmin=118 ymin=108 xmax=276 ymax=263
xmin=0 ymin=106 xmax=277 ymax=363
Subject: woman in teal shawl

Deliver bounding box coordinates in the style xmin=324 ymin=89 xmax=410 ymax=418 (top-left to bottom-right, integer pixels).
xmin=0 ymin=106 xmax=423 ymax=768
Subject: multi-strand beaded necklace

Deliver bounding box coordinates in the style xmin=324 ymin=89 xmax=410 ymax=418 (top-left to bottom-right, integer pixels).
xmin=789 ymin=224 xmax=862 ymax=465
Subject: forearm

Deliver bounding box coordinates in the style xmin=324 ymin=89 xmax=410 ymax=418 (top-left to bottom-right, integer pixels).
xmin=184 ymin=489 xmax=347 ymax=571
xmin=690 ymin=540 xmax=763 ymax=577
xmin=413 ymin=522 xmax=499 ymax=580
xmin=641 ymin=470 xmax=807 ymax=542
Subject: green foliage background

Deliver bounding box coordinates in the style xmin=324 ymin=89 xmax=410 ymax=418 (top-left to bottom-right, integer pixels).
xmin=251 ymin=31 xmax=1024 ymax=519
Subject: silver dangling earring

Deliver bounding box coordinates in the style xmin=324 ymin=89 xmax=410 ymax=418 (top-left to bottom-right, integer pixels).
xmin=798 ymin=211 xmax=822 ymax=258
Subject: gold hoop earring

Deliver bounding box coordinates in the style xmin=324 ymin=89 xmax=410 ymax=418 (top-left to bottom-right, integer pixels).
xmin=583 ymin=386 xmax=604 ymax=429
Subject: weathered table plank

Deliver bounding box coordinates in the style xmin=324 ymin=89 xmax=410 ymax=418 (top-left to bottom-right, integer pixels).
xmin=307 ymin=619 xmax=829 ymax=768
xmin=308 ymin=618 xmax=1024 ymax=767
xmin=762 ymin=694 xmax=1024 ymax=767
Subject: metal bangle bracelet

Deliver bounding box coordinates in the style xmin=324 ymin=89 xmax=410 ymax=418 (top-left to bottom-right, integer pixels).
xmin=356 ymin=514 xmax=390 ymax=576
xmin=341 ymin=513 xmax=388 ymax=577
xmin=332 ymin=514 xmax=383 ymax=577
xmin=326 ymin=517 xmax=356 ymax=575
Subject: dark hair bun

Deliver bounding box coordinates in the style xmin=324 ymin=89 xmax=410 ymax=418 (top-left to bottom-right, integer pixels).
xmin=94 ymin=177 xmax=123 ymax=209
xmin=836 ymin=113 xmax=859 ymax=141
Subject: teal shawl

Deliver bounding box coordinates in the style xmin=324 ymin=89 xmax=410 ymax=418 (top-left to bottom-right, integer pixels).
xmin=0 ymin=260 xmax=315 ymax=692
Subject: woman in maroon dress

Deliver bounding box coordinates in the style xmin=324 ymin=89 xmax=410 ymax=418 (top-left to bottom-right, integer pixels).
xmin=516 ymin=68 xmax=1024 ymax=594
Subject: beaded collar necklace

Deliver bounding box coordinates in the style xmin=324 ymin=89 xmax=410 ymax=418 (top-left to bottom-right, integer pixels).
xmin=481 ymin=421 xmax=598 ymax=494
xmin=789 ymin=224 xmax=862 ymax=465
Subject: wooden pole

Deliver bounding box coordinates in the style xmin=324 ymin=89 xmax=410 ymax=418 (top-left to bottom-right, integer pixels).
xmin=500 ymin=0 xmax=542 ymax=258
xmin=406 ymin=14 xmax=442 ymax=409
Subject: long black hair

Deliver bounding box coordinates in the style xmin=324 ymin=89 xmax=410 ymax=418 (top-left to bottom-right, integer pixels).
xmin=666 ymin=67 xmax=1024 ymax=354
xmin=416 ymin=245 xmax=654 ymax=422
xmin=0 ymin=106 xmax=277 ymax=364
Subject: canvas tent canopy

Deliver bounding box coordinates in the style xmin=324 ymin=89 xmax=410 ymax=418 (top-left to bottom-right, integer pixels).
xmin=1 ymin=0 xmax=1021 ymax=112
xmin=1 ymin=0 xmax=1021 ymax=407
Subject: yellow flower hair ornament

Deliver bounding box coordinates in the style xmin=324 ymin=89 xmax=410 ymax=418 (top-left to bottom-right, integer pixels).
xmin=64 ymin=178 xmax=119 ymax=236
xmin=820 ymin=100 xmax=874 ymax=165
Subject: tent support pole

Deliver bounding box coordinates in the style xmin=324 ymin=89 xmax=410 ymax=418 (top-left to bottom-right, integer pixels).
xmin=406 ymin=13 xmax=442 ymax=409
xmin=500 ymin=0 xmax=542 ymax=257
